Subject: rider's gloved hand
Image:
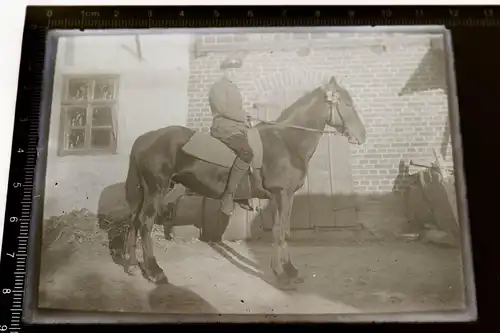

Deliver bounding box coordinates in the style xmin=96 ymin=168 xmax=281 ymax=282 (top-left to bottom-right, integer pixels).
xmin=245 ymin=115 xmax=253 ymax=128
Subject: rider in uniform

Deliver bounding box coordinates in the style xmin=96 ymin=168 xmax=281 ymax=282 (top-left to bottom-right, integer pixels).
xmin=208 ymin=54 xmax=262 ymax=216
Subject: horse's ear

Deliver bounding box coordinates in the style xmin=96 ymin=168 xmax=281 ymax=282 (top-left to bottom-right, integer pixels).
xmin=328 ymin=76 xmax=339 ymax=87
xmin=321 ymin=76 xmax=339 ymax=94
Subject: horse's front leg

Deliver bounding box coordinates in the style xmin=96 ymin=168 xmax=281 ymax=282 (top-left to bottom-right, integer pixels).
xmin=270 ymin=190 xmax=304 ymax=287
xmin=280 ymin=193 xmax=304 ymax=283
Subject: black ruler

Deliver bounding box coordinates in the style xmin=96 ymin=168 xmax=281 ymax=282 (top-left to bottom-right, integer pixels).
xmin=22 ymin=5 xmax=500 ymax=29
xmin=0 ymin=4 xmax=498 ymax=332
xmin=0 ymin=9 xmax=47 ymax=333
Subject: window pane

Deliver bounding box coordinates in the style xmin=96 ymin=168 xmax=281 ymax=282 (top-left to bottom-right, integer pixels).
xmin=93 ymin=79 xmax=115 ymax=100
xmin=67 ymin=129 xmax=85 ymax=149
xmin=65 ymin=107 xmax=87 ymax=127
xmin=67 ymin=79 xmax=91 ymax=100
xmin=92 ymin=106 xmax=113 ymax=126
xmin=91 ymin=129 xmax=112 ymax=148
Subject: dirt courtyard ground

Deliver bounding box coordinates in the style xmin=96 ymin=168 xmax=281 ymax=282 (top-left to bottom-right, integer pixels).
xmin=38 ymin=218 xmax=466 ymax=319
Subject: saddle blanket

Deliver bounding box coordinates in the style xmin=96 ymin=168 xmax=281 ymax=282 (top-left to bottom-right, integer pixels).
xmin=181 ymin=128 xmax=263 ymax=169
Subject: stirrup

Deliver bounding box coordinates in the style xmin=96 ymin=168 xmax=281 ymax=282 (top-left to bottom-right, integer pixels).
xmin=236 ymin=199 xmax=255 ymax=212
xmin=221 ymin=193 xmax=235 ymax=216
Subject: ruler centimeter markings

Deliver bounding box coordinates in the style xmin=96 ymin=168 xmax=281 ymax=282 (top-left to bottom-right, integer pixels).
xmin=35 ymin=6 xmax=500 ymax=29
xmin=0 ymin=11 xmax=46 ymax=331
xmin=0 ymin=5 xmax=498 ymax=331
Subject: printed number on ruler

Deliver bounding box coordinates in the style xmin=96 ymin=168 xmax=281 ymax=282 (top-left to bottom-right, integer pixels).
xmin=0 ymin=287 xmax=13 ymax=331
xmin=5 ymin=210 xmax=16 ymax=256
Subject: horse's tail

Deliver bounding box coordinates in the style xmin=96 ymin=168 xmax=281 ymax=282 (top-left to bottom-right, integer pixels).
xmin=125 ymin=149 xmax=143 ymax=213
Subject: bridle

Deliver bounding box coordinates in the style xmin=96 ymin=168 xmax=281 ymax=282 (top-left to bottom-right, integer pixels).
xmin=249 ymin=85 xmax=349 ymax=137
xmin=324 ymin=86 xmax=354 ymax=141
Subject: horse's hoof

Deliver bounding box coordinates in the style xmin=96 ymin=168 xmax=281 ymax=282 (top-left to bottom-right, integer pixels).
xmin=291 ymin=276 xmax=305 ymax=284
xmin=146 ymin=271 xmax=169 ymax=285
xmin=200 ymin=232 xmax=223 ymax=244
xmin=110 ymin=251 xmax=124 ymax=265
xmin=272 ymin=269 xmax=298 ymax=290
xmin=283 ymin=266 xmax=305 ymax=284
xmin=154 ymin=276 xmax=169 ymax=285
xmin=200 ymin=236 xmax=218 ymax=243
xmin=276 ymin=279 xmax=298 ymax=291
xmin=125 ymin=265 xmax=141 ymax=277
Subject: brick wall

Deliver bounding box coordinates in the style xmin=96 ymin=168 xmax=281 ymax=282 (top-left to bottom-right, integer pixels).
xmin=187 ymin=31 xmax=454 ymax=197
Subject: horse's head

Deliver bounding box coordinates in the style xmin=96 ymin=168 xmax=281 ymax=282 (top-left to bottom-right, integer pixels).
xmin=320 ymin=76 xmax=366 ymax=145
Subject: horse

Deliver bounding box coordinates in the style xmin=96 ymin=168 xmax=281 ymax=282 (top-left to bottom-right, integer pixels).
xmin=122 ymin=76 xmax=367 ymax=288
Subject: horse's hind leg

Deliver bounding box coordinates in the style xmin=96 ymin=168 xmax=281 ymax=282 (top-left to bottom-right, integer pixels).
xmin=160 ymin=181 xmax=179 ymax=240
xmin=123 ymin=214 xmax=141 ymax=276
xmin=163 ymin=218 xmax=174 ymax=241
xmin=123 ymin=184 xmax=142 ymax=276
xmin=138 ymin=191 xmax=169 ymax=284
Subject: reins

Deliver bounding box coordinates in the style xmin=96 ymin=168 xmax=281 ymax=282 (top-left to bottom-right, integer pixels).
xmin=249 ymin=116 xmax=344 ymax=135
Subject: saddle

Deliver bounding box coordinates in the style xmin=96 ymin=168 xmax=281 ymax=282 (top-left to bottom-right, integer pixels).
xmin=181 ymin=128 xmax=264 ymax=202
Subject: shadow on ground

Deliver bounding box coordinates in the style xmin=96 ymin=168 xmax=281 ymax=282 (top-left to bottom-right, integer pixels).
xmin=148 ymin=284 xmax=218 ymax=314
xmin=164 ymin=189 xmax=465 ymax=314
xmin=38 ymin=181 xmax=466 ymax=316
xmin=39 ymin=263 xmax=217 ymax=314
xmin=39 ymin=272 xmax=145 ymax=313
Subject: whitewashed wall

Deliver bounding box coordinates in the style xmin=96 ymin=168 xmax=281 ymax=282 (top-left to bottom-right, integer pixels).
xmin=43 ymin=33 xmax=192 ymax=218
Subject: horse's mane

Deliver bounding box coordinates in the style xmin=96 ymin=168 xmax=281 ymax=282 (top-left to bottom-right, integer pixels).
xmin=274 ymin=87 xmax=323 ymax=123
